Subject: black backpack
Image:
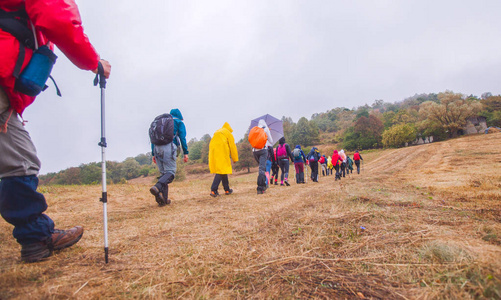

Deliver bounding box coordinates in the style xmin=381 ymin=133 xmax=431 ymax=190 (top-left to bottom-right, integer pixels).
xmin=149 ymin=114 xmax=175 ymax=145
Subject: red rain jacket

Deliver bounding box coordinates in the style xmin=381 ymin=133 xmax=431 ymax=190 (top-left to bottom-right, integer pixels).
xmin=331 ymin=150 xmax=341 ymax=166
xmin=0 ymin=0 xmax=100 ymax=115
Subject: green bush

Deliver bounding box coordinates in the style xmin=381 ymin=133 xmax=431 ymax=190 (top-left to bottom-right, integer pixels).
xmin=382 ymin=123 xmax=417 ymax=148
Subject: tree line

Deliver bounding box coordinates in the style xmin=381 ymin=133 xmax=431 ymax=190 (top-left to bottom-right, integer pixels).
xmin=40 ymin=90 xmax=501 ymax=184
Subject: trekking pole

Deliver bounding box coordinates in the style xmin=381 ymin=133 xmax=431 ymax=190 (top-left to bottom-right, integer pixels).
xmin=94 ymin=62 xmax=109 ymax=264
xmin=305 ymin=161 xmax=308 ymax=183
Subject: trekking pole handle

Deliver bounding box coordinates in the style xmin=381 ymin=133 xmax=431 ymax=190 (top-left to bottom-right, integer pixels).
xmin=93 ymin=61 xmax=107 ymax=89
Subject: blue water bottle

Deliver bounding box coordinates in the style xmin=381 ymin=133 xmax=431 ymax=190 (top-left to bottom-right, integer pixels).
xmin=15 ymin=45 xmax=57 ymax=96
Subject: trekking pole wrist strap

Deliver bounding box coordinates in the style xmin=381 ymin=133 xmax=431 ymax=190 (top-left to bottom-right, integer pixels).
xmin=93 ymin=61 xmax=106 ymax=89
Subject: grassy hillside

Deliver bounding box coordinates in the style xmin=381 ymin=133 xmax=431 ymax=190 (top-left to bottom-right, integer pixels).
xmin=1 ymin=133 xmax=500 ymax=299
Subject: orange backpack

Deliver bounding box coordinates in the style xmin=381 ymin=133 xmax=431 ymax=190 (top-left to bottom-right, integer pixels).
xmin=248 ymin=126 xmax=267 ymax=149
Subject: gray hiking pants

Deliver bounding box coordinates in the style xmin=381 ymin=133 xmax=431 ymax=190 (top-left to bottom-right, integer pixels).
xmin=253 ymin=149 xmax=267 ymax=191
xmin=154 ymin=142 xmax=177 ymax=181
xmin=0 ymin=110 xmax=41 ymax=178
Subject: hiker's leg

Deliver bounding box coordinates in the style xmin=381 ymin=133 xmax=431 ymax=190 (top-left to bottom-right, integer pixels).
xmin=265 ymin=160 xmax=271 ymax=187
xmin=298 ymin=163 xmax=305 ymax=183
xmin=284 ymin=160 xmax=290 ymax=181
xmin=157 ymin=143 xmax=177 ymax=200
xmin=294 ymin=162 xmax=300 ymax=183
xmin=221 ymin=174 xmax=230 ymax=192
xmin=278 ymin=160 xmax=285 ymax=183
xmin=0 ymin=111 xmax=55 ymax=247
xmin=355 ymin=161 xmax=360 ymax=174
xmin=0 ymin=176 xmax=55 ymax=245
xmin=254 ymin=149 xmax=267 ymax=191
xmin=211 ymin=174 xmax=221 ymax=192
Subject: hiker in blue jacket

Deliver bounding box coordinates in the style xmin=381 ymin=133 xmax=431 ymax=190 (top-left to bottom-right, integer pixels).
xmin=292 ymin=145 xmax=307 ymax=184
xmin=307 ymin=147 xmax=321 ymax=182
xmin=150 ymin=108 xmax=189 ymax=206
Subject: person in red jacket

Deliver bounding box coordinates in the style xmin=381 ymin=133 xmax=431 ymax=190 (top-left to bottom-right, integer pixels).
xmin=331 ymin=150 xmax=342 ymax=180
xmin=0 ymin=0 xmax=111 ymax=263
xmin=353 ymin=150 xmax=363 ymax=174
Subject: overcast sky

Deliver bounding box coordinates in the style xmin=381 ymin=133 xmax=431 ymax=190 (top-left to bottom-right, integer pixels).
xmin=23 ymin=0 xmax=501 ymax=174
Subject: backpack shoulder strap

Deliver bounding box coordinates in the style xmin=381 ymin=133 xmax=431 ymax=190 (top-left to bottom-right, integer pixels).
xmin=0 ymin=8 xmax=35 ymax=49
xmin=0 ymin=8 xmax=36 ymax=79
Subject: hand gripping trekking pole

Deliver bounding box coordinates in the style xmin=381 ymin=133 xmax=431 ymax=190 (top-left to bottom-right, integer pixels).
xmin=94 ymin=62 xmax=109 ymax=263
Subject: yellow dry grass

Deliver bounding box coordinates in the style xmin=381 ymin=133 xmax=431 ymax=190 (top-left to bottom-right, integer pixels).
xmin=1 ymin=133 xmax=500 ymax=299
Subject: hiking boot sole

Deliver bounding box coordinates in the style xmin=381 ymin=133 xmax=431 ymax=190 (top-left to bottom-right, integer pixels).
xmin=150 ymin=186 xmax=166 ymax=206
xmin=21 ymin=245 xmax=52 ymax=263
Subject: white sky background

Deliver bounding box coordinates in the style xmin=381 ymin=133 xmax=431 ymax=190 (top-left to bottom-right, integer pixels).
xmin=23 ymin=0 xmax=501 ymax=174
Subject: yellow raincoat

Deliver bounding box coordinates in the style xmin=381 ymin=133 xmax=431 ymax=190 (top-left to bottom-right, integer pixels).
xmin=209 ymin=122 xmax=239 ymax=174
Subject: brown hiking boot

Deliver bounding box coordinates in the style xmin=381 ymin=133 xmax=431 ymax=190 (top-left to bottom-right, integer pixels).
xmin=20 ymin=226 xmax=83 ymax=263
xmin=52 ymin=226 xmax=84 ymax=251
xmin=21 ymin=240 xmax=52 ymax=263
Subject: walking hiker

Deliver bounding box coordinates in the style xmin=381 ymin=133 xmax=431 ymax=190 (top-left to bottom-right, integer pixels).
xmin=346 ymin=155 xmax=354 ymax=174
xmin=327 ymin=156 xmax=333 ymax=176
xmin=307 ymin=147 xmax=321 ymax=182
xmin=353 ymin=150 xmax=363 ymax=174
xmin=266 ymin=143 xmax=277 ymax=187
xmin=270 ymin=147 xmax=279 ymax=185
xmin=150 ymin=109 xmax=189 ymax=206
xmin=208 ymin=122 xmax=238 ymax=197
xmin=339 ymin=149 xmax=347 ymax=178
xmin=319 ymin=155 xmax=328 ymax=176
xmin=275 ymin=137 xmax=294 ymax=186
xmin=292 ymin=145 xmax=307 ymax=184
xmin=249 ymin=119 xmax=273 ymax=194
xmin=0 ymin=0 xmax=111 ymax=263
xmin=332 ymin=150 xmax=342 ymax=180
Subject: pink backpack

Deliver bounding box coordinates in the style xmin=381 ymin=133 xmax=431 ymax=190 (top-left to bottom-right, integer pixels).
xmin=276 ymin=144 xmax=287 ymax=159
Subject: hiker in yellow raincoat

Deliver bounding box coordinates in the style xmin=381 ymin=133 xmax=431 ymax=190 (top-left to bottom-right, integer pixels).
xmin=327 ymin=156 xmax=333 ymax=176
xmin=209 ymin=122 xmax=239 ymax=197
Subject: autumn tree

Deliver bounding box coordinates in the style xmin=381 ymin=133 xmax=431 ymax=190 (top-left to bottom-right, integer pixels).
xmin=343 ymin=114 xmax=384 ymax=150
xmin=282 ymin=116 xmax=295 ymax=146
xmin=382 ymin=124 xmax=417 ymax=148
xmin=233 ymin=136 xmax=257 ymax=173
xmin=419 ymin=91 xmax=482 ymax=138
xmin=289 ymin=117 xmax=320 ymax=147
xmin=481 ymin=95 xmax=501 ymax=127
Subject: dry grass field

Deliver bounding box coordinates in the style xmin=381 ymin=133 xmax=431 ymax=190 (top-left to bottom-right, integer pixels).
xmin=1 ymin=133 xmax=500 ymax=299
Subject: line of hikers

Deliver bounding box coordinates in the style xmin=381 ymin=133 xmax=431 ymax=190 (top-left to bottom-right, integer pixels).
xmin=149 ymin=115 xmax=365 ymax=204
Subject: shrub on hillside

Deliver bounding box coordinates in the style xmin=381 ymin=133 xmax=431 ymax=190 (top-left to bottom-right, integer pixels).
xmin=186 ymin=165 xmax=210 ymax=175
xmin=382 ymin=124 xmax=417 ymax=148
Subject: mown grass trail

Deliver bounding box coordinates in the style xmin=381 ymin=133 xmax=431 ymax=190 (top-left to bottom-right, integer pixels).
xmin=1 ymin=133 xmax=500 ymax=299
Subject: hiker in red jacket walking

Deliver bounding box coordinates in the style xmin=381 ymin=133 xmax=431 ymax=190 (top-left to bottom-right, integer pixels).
xmin=331 ymin=150 xmax=342 ymax=180
xmin=353 ymin=150 xmax=364 ymax=174
xmin=0 ymin=0 xmax=111 ymax=263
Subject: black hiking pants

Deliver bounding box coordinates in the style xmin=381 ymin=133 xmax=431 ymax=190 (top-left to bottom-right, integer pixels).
xmin=310 ymin=161 xmax=318 ymax=182
xmin=334 ymin=165 xmax=340 ymax=180
xmin=355 ymin=160 xmax=361 ymax=174
xmin=279 ymin=159 xmax=290 ymax=183
xmin=211 ymin=174 xmax=229 ymax=193
xmin=271 ymin=163 xmax=279 ymax=183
